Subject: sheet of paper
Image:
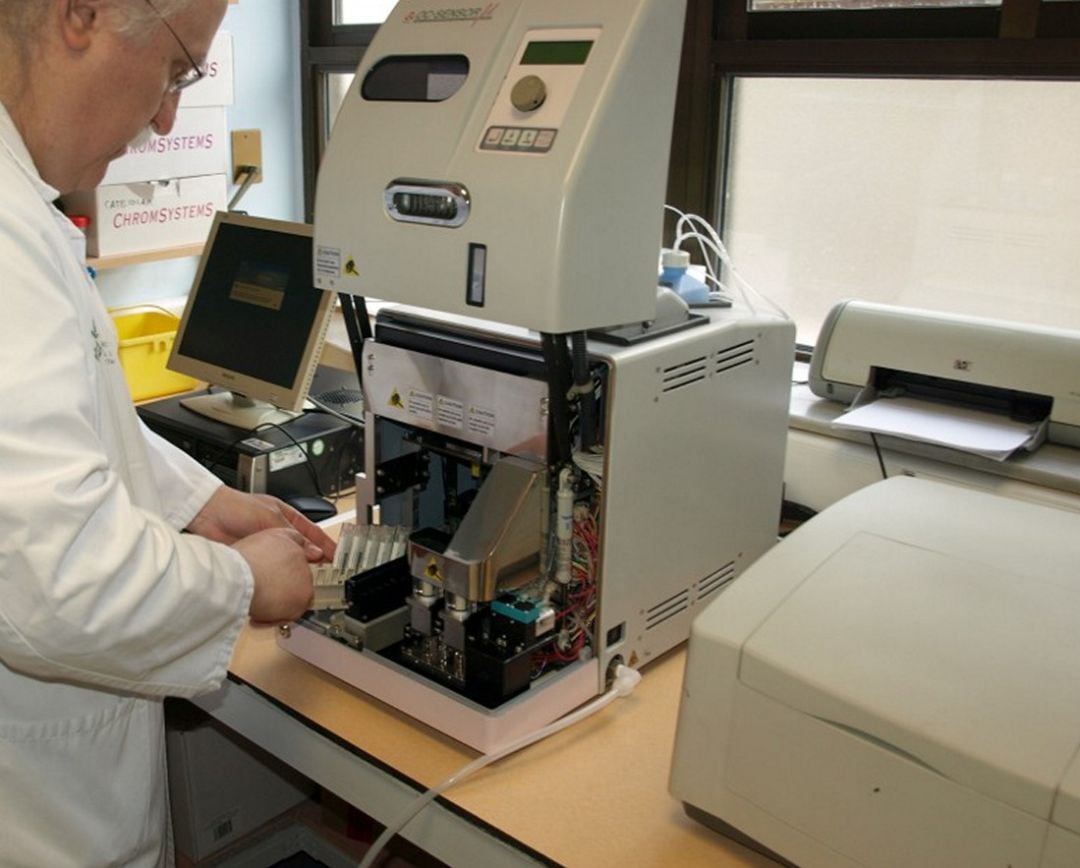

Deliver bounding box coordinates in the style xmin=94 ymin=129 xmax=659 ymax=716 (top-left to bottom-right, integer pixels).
xmin=831 ymin=396 xmax=1044 ymax=462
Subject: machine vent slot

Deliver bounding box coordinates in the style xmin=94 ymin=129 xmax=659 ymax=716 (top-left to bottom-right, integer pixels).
xmin=714 ymin=339 xmax=756 ymax=375
xmin=697 ymin=561 xmax=736 ymax=601
xmin=661 ymin=356 xmax=708 ymax=393
xmin=645 ymin=588 xmax=690 ymax=630
xmin=658 ymin=338 xmax=758 ymax=397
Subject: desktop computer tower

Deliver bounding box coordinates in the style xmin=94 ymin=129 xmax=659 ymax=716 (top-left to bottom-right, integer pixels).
xmin=137 ymin=391 xmax=362 ymax=502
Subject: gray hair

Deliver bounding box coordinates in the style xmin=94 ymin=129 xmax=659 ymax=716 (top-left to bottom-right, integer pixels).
xmin=0 ymin=0 xmax=200 ymax=46
xmin=108 ymin=0 xmax=201 ymax=43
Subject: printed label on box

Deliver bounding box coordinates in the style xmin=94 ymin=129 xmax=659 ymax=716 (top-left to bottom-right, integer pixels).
xmin=66 ymin=174 xmax=227 ymax=257
xmin=102 ymin=107 xmax=228 ymax=185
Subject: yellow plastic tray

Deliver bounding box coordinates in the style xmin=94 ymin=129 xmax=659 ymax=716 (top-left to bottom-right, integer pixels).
xmin=110 ymin=307 xmax=198 ymax=402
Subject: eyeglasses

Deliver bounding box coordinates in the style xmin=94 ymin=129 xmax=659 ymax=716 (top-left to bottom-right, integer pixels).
xmin=144 ymin=0 xmax=207 ymax=93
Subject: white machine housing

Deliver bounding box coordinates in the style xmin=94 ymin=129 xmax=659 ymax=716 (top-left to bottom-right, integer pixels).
xmin=312 ymin=0 xmax=686 ymax=333
xmin=279 ymin=305 xmax=794 ymax=751
xmin=671 ymin=476 xmax=1080 ymax=867
xmin=809 ymin=299 xmax=1080 ymax=447
xmin=296 ymin=0 xmax=799 ymax=752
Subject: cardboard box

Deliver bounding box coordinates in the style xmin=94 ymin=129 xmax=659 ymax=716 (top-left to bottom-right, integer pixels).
xmin=102 ymin=106 xmax=228 ymax=185
xmin=181 ymin=31 xmax=234 ymax=108
xmin=166 ymin=709 xmax=313 ymax=862
xmin=65 ymin=174 xmax=226 ymax=258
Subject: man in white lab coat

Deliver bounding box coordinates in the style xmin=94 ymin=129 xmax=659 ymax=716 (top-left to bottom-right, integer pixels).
xmin=0 ymin=1 xmax=336 ymax=865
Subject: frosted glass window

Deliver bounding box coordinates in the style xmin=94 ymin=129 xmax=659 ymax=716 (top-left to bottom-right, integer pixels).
xmin=324 ymin=72 xmax=356 ymax=143
xmin=335 ymin=0 xmax=398 ymax=24
xmin=723 ymin=78 xmax=1080 ymax=346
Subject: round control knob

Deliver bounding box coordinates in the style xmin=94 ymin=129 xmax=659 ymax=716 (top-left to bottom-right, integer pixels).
xmin=511 ymin=75 xmax=547 ymax=113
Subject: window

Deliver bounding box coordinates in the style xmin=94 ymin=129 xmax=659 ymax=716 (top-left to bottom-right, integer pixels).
xmin=299 ymin=3 xmax=392 ymax=219
xmin=677 ymin=0 xmax=1080 ymax=349
xmin=725 ymin=76 xmax=1080 ymax=345
xmin=323 ymin=71 xmax=356 ymax=140
xmin=335 ymin=0 xmax=398 ymax=24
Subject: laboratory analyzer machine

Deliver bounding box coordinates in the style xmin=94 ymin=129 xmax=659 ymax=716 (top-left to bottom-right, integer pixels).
xmin=280 ymin=0 xmax=796 ymax=752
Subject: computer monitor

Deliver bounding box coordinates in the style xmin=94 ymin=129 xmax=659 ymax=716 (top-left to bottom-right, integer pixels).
xmin=168 ymin=212 xmax=335 ymax=430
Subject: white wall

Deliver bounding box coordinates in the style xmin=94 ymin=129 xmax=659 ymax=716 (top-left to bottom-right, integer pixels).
xmin=97 ymin=1 xmax=303 ymax=310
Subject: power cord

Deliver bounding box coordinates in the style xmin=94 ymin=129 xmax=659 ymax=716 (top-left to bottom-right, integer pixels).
xmin=356 ymin=664 xmax=643 ymax=868
xmin=197 ymin=413 xmax=328 ymax=498
xmin=870 ymin=432 xmax=889 ymax=479
xmin=228 ymin=164 xmax=259 ymax=212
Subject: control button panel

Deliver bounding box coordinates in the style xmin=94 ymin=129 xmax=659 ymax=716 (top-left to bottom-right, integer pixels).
xmin=480 ymin=126 xmax=558 ymax=153
xmin=478 ymin=25 xmax=600 ymax=157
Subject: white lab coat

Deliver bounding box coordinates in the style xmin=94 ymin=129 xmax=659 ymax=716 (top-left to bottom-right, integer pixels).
xmin=0 ymin=105 xmax=254 ymax=867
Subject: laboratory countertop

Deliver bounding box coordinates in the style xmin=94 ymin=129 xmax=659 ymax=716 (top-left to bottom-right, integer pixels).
xmin=223 ymin=623 xmax=775 ymax=868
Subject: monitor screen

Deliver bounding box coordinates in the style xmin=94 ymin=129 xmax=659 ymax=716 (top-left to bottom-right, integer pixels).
xmin=168 ymin=212 xmax=335 ymax=430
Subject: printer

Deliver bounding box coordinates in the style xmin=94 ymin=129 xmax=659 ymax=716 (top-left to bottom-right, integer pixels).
xmin=670 ymin=475 xmax=1080 ymax=867
xmin=808 ymin=299 xmax=1080 ymax=449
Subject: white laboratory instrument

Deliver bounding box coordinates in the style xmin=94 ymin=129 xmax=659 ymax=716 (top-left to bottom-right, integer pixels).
xmin=671 ymin=476 xmax=1080 ymax=867
xmin=283 ymin=0 xmax=796 ymax=752
xmin=281 ymin=304 xmax=794 ymax=751
xmin=313 ymin=0 xmax=686 ymax=334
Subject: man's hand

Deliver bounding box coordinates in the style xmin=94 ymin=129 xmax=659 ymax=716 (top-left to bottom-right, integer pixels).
xmin=187 ymin=486 xmax=336 ymax=562
xmin=186 ymin=486 xmax=337 ymax=623
xmin=233 ymin=528 xmax=316 ymax=623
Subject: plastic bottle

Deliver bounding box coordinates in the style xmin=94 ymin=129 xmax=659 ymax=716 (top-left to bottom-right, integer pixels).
xmin=659 ymin=249 xmax=710 ymax=305
xmin=67 ymin=214 xmax=93 ymax=275
xmin=68 ymin=214 xmax=91 ymax=236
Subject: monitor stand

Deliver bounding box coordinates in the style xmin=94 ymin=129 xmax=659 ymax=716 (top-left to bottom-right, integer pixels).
xmin=180 ymin=391 xmax=300 ymax=431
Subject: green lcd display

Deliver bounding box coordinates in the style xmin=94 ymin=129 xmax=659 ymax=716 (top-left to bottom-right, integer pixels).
xmin=520 ymin=40 xmax=593 ymax=66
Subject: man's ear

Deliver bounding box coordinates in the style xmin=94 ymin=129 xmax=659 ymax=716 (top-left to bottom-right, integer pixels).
xmin=59 ymin=0 xmax=103 ymax=51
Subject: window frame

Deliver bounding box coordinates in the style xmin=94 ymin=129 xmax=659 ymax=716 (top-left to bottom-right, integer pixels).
xmin=663 ymin=0 xmax=1080 ymax=356
xmin=670 ymin=0 xmax=1080 ymax=237
xmin=300 ymin=0 xmax=1080 ymax=244
xmin=299 ymin=4 xmax=381 ymax=221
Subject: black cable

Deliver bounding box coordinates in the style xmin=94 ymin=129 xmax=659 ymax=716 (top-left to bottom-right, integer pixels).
xmin=570 ymin=331 xmax=597 ymax=452
xmin=255 ymin=421 xmax=327 ymax=498
xmin=338 ymin=293 xmax=371 ymax=405
xmin=338 ymin=292 xmax=372 ymax=343
xmin=869 ymin=432 xmax=888 ymax=480
xmin=540 ymin=332 xmax=574 ymax=468
xmin=201 ymin=426 xmax=263 ymax=479
xmin=306 ymin=395 xmax=364 ymax=428
xmin=200 ymin=420 xmax=326 ymax=498
xmin=314 ymin=418 xmax=362 ymax=504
